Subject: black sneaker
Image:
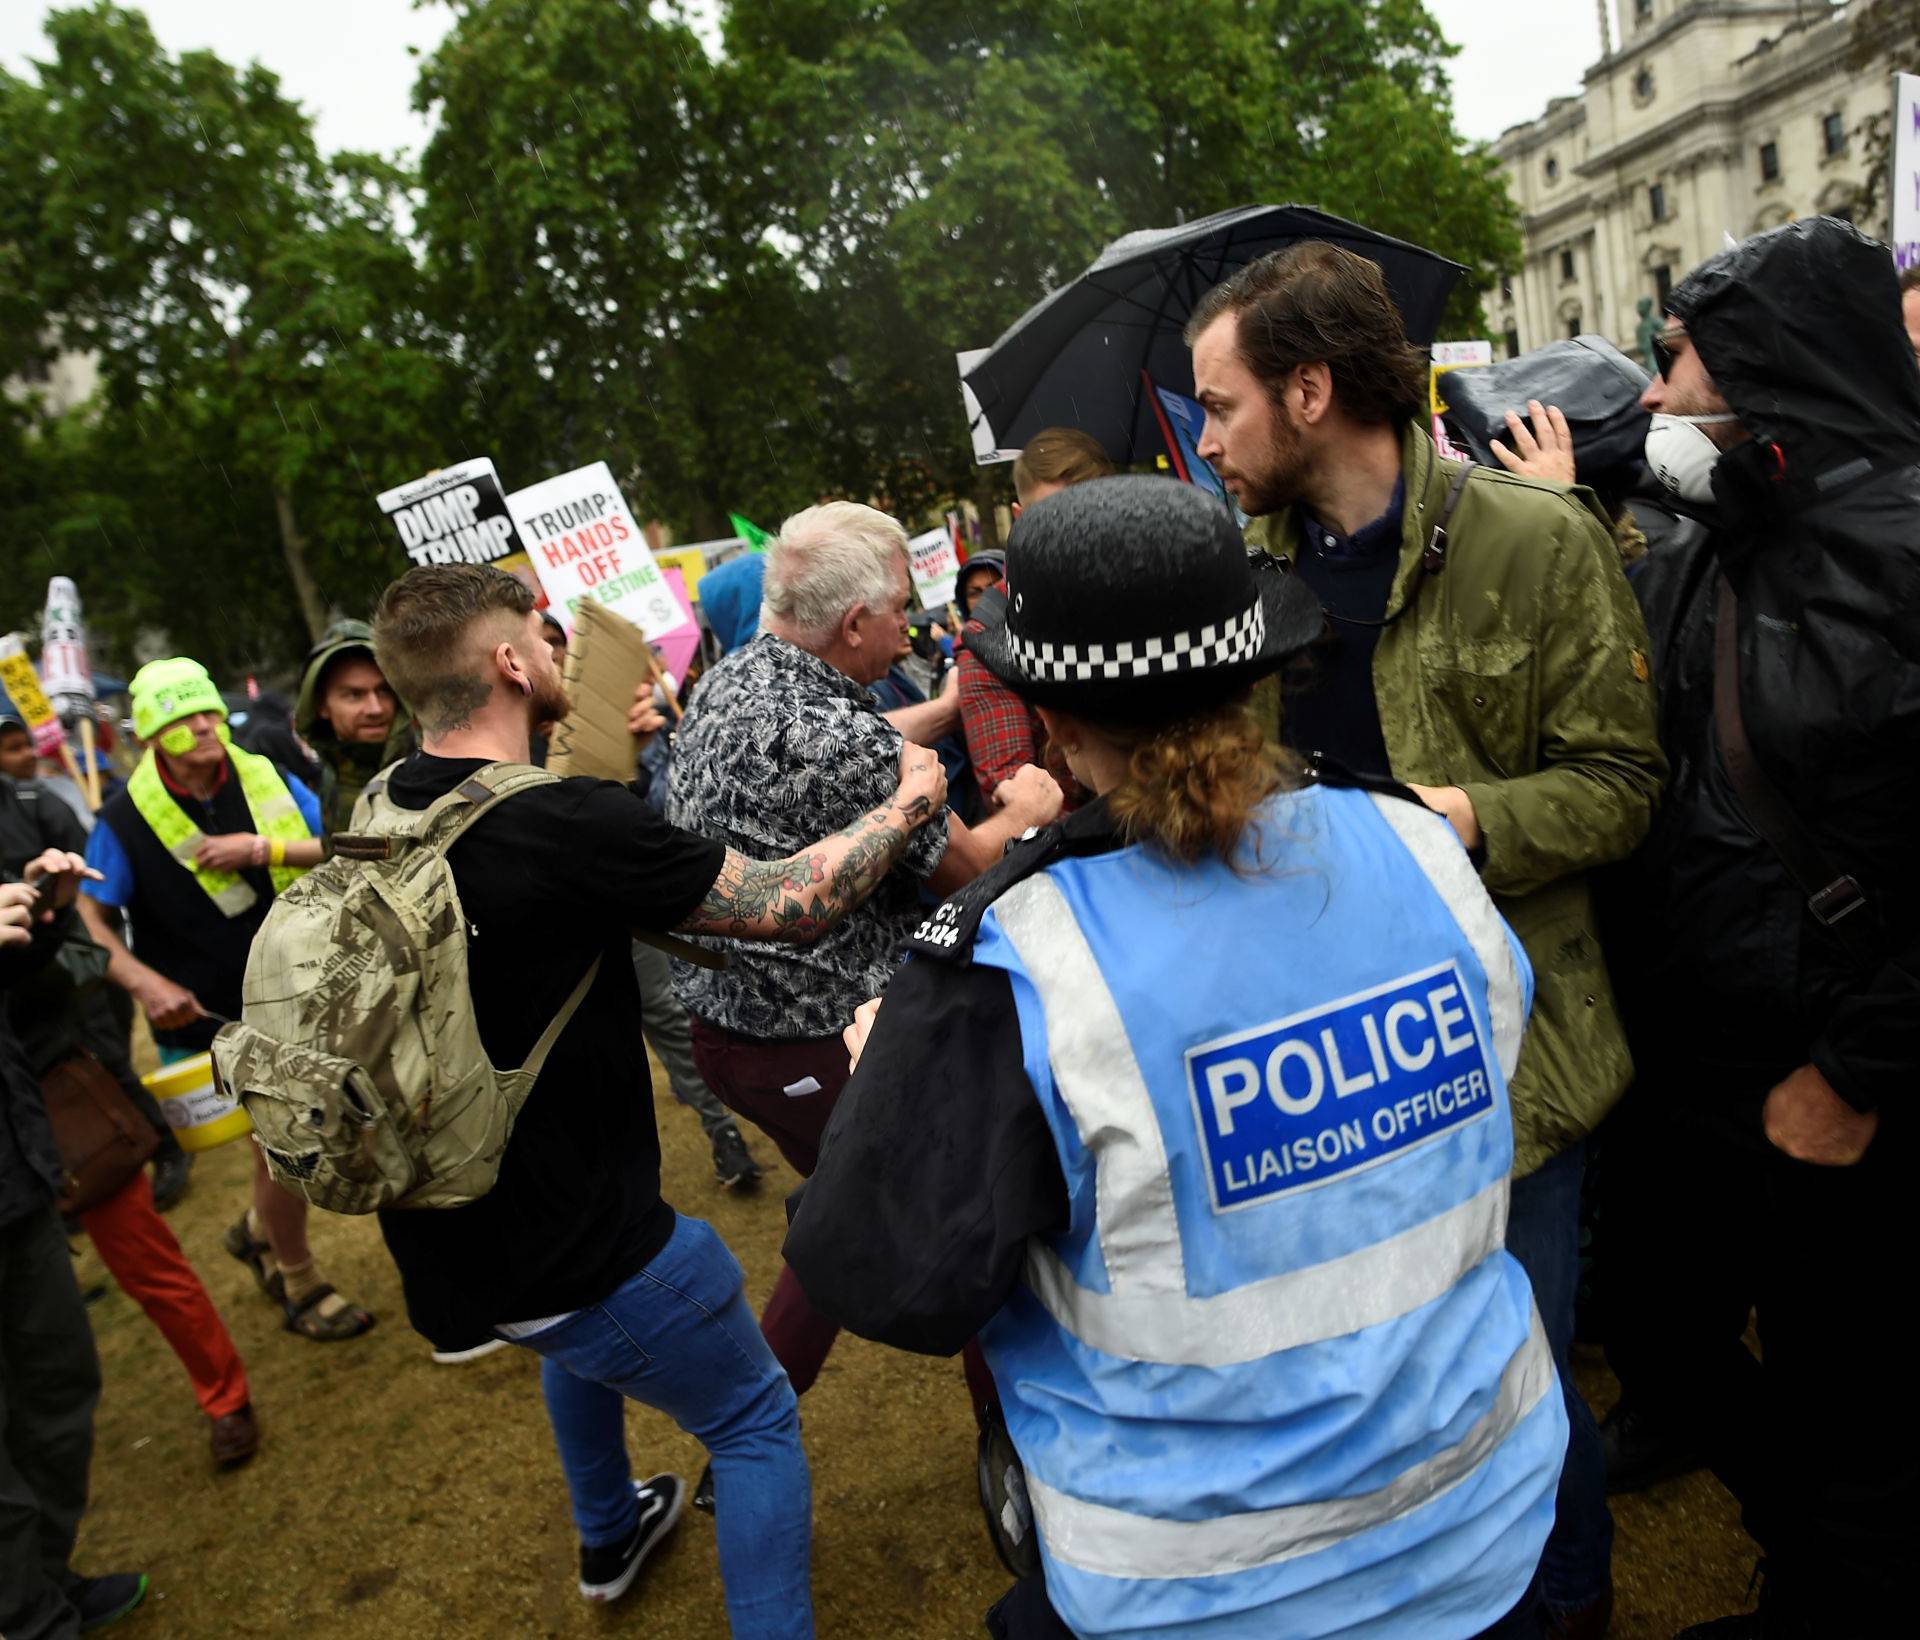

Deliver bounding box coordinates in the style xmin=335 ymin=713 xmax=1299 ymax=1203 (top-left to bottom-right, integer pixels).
xmin=692 ymin=1460 xmax=716 ymax=1514
xmin=1601 ymin=1398 xmax=1703 ymax=1495
xmin=710 ymin=1124 xmax=764 ymax=1190
xmin=70 ymin=1572 xmax=149 ymax=1632
xmin=150 ymin=1151 xmax=193 ymax=1213
xmin=578 ymin=1474 xmax=684 ymax=1604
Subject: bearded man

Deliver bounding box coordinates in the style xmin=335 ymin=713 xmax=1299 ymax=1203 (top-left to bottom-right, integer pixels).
xmin=1185 ymin=241 xmax=1666 ymax=1639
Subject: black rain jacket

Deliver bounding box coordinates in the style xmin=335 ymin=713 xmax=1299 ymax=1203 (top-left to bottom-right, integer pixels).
xmin=1605 ymin=217 xmax=1920 ymax=1112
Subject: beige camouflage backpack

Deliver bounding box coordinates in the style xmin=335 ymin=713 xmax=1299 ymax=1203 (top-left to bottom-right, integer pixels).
xmin=210 ymin=763 xmax=599 ymax=1214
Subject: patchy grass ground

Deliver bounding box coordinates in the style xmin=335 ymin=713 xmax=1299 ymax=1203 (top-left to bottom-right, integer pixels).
xmin=71 ymin=1045 xmax=1756 ymax=1637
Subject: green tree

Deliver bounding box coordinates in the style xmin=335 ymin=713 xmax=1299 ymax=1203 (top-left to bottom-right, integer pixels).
xmin=721 ymin=0 xmax=1518 ymax=532
xmin=1 ymin=3 xmax=455 ymax=673
xmin=414 ymin=0 xmax=843 ymax=542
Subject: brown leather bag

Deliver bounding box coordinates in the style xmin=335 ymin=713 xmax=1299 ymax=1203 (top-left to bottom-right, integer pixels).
xmin=41 ymin=1050 xmax=159 ymax=1216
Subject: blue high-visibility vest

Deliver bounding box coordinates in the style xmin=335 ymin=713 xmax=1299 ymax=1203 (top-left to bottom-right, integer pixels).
xmin=972 ymin=784 xmax=1567 ymax=1639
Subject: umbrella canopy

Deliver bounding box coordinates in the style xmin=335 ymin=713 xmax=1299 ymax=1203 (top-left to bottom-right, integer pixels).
xmin=962 ymin=204 xmax=1466 ymax=464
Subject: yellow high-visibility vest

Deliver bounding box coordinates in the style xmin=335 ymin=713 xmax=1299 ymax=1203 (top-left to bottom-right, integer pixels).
xmin=127 ymin=745 xmax=311 ymax=917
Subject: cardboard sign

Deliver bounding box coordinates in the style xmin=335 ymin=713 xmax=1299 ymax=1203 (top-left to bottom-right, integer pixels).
xmin=0 ymin=638 xmax=68 ymax=758
xmin=509 ymin=461 xmax=683 ymax=639
xmin=39 ymin=577 xmax=94 ymax=710
xmin=1895 ymin=73 xmax=1920 ymax=272
xmin=546 ymin=597 xmax=654 ymax=785
xmin=907 ymin=525 xmax=960 ymax=608
xmin=377 ymin=457 xmax=525 ymax=567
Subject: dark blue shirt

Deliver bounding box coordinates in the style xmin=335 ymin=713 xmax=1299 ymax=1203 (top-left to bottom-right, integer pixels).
xmin=1281 ymin=477 xmax=1404 ymax=777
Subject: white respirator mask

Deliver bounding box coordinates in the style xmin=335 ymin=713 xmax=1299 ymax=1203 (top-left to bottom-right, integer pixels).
xmin=1644 ymin=412 xmax=1740 ymax=504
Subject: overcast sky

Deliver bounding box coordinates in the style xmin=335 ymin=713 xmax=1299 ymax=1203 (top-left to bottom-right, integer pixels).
xmin=1 ymin=0 xmax=1603 ymax=161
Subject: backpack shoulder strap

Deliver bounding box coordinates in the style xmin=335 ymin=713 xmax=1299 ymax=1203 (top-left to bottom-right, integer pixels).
xmin=333 ymin=763 xmax=558 ymax=861
xmin=424 ymin=764 xmax=560 ymax=855
xmin=519 ymin=954 xmax=602 ymax=1078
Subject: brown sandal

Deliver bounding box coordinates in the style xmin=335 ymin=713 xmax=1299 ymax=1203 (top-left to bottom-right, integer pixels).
xmin=281 ymin=1283 xmax=376 ymax=1342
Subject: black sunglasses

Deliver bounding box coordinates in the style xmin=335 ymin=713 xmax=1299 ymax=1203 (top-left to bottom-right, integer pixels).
xmin=1651 ymin=329 xmax=1685 ymax=380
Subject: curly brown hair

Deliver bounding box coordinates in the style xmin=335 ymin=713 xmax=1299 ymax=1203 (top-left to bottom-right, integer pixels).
xmin=1184 ymin=242 xmax=1429 ymax=426
xmin=1103 ymin=694 xmax=1300 ymax=865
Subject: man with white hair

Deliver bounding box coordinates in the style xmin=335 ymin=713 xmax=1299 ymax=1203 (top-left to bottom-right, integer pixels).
xmin=668 ymin=501 xmax=1062 ymax=1450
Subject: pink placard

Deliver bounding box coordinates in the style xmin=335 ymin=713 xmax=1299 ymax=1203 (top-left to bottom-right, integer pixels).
xmin=654 ymin=568 xmax=703 ymax=687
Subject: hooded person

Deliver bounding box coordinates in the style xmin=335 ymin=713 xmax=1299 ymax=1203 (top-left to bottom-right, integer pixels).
xmin=787 ymin=476 xmax=1567 ymax=1640
xmin=294 ymin=618 xmax=412 ymax=836
xmin=1598 ymin=217 xmax=1920 ymax=1639
xmin=955 ymin=550 xmax=1006 ymax=618
xmin=1440 ymin=333 xmax=1706 ymax=565
xmin=697 ymin=553 xmax=766 ymax=657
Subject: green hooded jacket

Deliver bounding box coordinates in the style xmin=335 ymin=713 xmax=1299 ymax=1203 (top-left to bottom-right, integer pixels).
xmin=295 ymin=620 xmax=414 ymax=837
xmin=1246 ymin=422 xmax=1667 ymax=1175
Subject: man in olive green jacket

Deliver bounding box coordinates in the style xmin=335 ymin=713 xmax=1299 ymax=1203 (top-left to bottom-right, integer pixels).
xmin=1189 ymin=242 xmax=1664 ymax=1639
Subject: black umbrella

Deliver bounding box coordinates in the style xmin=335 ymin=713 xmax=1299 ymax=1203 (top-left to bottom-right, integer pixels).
xmin=962 ymin=204 xmax=1466 ymax=464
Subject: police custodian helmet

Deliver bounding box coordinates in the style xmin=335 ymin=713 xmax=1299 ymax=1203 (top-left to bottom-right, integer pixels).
xmin=968 ymin=475 xmax=1322 ymax=724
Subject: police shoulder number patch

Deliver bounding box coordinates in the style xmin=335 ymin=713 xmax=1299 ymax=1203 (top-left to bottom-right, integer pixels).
xmin=1185 ymin=961 xmax=1494 ymax=1214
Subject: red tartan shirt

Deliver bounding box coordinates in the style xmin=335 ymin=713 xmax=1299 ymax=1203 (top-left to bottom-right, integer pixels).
xmin=955 ymin=619 xmax=1082 ymax=810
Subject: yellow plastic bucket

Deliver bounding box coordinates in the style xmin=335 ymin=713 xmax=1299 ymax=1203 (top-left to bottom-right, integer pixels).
xmin=142 ymin=1053 xmax=252 ymax=1152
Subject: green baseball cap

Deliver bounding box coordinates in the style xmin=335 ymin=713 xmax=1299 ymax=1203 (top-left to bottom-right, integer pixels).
xmin=130 ymin=656 xmax=226 ymax=742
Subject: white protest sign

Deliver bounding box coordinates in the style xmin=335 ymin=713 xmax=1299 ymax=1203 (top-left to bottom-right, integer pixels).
xmin=508 ymin=461 xmax=683 ymax=638
xmin=377 ymin=456 xmax=524 ymax=567
xmin=958 ymin=348 xmax=1022 ymax=466
xmin=906 ymin=525 xmax=960 ymax=608
xmin=39 ymin=576 xmax=94 ymax=710
xmin=1431 ymin=340 xmax=1493 ymax=367
xmin=1894 ymin=73 xmax=1920 ymax=273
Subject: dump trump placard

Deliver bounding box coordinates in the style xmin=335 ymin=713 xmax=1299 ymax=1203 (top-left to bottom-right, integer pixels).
xmin=377 ymin=457 xmax=525 ymax=567
xmin=508 ymin=461 xmax=684 ymax=639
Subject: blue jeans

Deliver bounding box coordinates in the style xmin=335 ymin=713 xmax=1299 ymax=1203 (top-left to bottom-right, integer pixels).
xmin=512 ymin=1214 xmax=813 ymax=1638
xmin=1505 ymin=1140 xmax=1613 ymax=1613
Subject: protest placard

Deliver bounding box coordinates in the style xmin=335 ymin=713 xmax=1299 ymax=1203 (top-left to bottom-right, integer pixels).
xmin=39 ymin=577 xmax=100 ymax=806
xmin=39 ymin=578 xmax=93 ymax=709
xmin=0 ymin=637 xmax=71 ymax=760
xmin=1895 ymin=73 xmax=1920 ymax=272
xmin=654 ymin=568 xmax=703 ymax=687
xmin=653 ymin=547 xmax=709 ymax=604
xmin=907 ymin=525 xmax=960 ymax=608
xmin=377 ymin=457 xmax=526 ymax=567
xmin=508 ymin=461 xmax=684 ymax=639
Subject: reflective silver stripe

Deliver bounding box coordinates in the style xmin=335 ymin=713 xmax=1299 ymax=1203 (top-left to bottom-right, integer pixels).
xmin=1367 ymin=795 xmax=1525 ymax=1081
xmin=1024 ymin=1175 xmax=1509 ymax=1368
xmin=994 ymin=873 xmax=1187 ymax=1294
xmin=1026 ymin=1303 xmax=1556 ymax=1581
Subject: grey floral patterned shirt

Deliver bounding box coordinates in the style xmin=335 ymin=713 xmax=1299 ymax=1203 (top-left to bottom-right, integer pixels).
xmin=666 ymin=633 xmax=949 ymax=1038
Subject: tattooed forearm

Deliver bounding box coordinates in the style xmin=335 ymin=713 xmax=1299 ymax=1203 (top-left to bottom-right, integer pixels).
xmin=678 ymin=801 xmax=920 ymax=942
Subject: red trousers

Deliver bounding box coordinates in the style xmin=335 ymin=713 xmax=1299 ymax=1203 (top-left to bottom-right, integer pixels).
xmin=77 ymin=1170 xmax=250 ymax=1419
xmin=689 ymin=1017 xmax=996 ymax=1422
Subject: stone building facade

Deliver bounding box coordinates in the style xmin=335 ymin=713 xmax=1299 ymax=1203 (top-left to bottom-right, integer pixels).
xmin=1487 ymin=1 xmax=1885 ymax=360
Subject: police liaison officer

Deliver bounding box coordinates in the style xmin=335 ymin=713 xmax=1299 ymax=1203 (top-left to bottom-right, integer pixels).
xmin=785 ymin=478 xmax=1568 ymax=1639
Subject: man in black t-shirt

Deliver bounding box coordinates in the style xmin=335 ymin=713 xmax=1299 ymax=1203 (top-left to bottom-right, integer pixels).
xmin=366 ymin=564 xmax=945 ymax=1626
